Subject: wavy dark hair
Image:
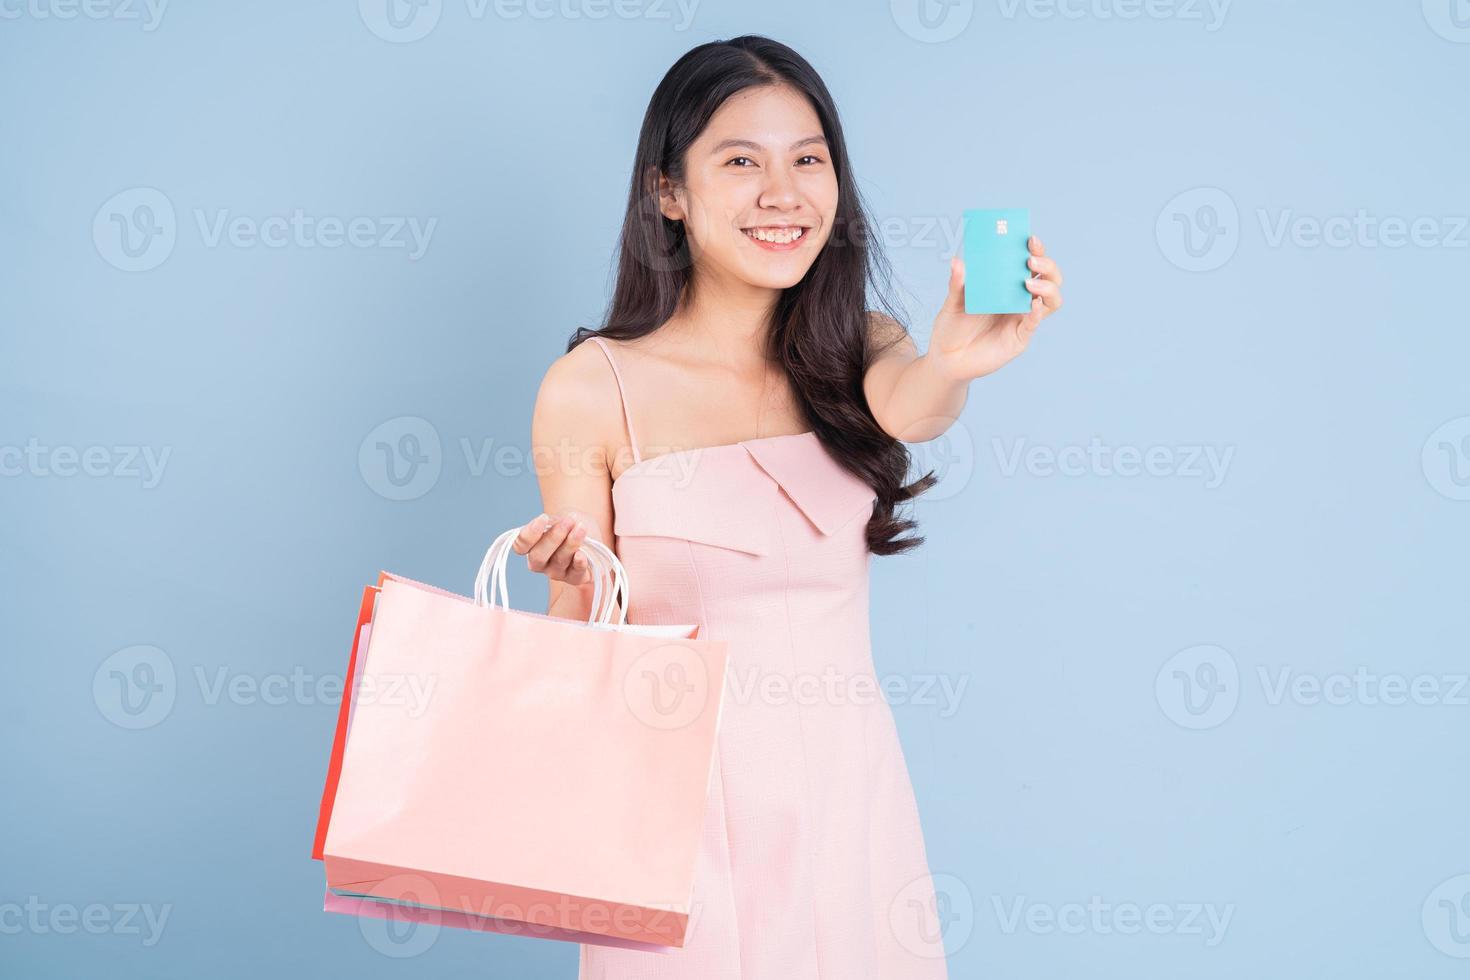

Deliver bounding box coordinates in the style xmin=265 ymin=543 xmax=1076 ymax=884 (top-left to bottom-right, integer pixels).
xmin=567 ymin=34 xmax=934 ymax=555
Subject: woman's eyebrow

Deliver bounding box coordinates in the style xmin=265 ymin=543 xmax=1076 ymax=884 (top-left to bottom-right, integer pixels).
xmin=709 ymin=136 xmax=828 ymax=155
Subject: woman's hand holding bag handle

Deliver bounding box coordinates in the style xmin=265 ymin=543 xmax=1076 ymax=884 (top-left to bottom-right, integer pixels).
xmin=474 ymin=526 xmax=699 ymax=640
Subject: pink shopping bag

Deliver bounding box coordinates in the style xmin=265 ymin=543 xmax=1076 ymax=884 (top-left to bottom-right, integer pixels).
xmin=314 ymin=530 xmax=728 ymax=948
xmin=321 ymin=889 xmax=675 ymax=952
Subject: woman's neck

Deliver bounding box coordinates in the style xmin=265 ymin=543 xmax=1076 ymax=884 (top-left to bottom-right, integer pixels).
xmin=666 ymin=267 xmax=781 ymax=369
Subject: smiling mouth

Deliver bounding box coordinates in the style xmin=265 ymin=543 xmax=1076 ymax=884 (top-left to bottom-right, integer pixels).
xmin=741 ymin=225 xmax=809 ymax=247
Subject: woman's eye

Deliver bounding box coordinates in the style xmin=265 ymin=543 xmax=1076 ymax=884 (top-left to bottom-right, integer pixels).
xmin=725 ymin=154 xmax=823 ymax=168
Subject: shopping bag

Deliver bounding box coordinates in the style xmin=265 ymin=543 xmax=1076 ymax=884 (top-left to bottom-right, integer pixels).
xmin=313 ymin=576 xmax=697 ymax=951
xmin=313 ymin=529 xmax=728 ymax=948
xmin=321 ymin=889 xmax=676 ymax=952
xmin=312 ymin=584 xmax=378 ymax=863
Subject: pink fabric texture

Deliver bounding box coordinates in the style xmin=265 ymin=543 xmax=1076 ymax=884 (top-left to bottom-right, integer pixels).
xmin=580 ymin=337 xmax=950 ymax=979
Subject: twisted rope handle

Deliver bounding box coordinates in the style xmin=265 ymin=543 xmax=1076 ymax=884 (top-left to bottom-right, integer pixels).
xmin=472 ymin=526 xmax=629 ymax=626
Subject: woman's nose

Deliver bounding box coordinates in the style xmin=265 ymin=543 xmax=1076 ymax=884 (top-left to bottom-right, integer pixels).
xmin=758 ymin=167 xmax=801 ymax=210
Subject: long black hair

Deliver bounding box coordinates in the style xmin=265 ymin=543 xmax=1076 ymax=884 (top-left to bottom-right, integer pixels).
xmin=568 ymin=34 xmax=934 ymax=555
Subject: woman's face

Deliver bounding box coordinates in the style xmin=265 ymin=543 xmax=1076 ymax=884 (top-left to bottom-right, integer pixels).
xmin=659 ymin=84 xmax=838 ymax=292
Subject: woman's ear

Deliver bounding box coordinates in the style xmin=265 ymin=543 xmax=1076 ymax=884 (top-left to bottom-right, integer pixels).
xmin=651 ymin=168 xmax=685 ymax=222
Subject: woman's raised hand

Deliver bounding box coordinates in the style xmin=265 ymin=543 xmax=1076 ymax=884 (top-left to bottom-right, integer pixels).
xmin=929 ymin=236 xmax=1065 ymax=381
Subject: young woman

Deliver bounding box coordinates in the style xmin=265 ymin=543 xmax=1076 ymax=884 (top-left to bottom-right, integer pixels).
xmin=515 ymin=35 xmax=1063 ymax=979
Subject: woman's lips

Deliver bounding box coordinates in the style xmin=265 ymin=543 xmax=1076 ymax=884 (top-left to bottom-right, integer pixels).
xmin=742 ymin=226 xmax=808 ymax=252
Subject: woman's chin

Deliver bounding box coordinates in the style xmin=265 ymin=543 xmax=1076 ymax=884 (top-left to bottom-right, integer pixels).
xmin=737 ymin=259 xmax=816 ymax=291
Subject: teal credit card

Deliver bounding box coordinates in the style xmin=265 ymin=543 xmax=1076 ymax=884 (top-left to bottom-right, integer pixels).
xmin=962 ymin=208 xmax=1032 ymax=314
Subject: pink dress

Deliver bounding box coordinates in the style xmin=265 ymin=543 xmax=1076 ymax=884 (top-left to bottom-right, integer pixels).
xmin=579 ymin=337 xmax=950 ymax=979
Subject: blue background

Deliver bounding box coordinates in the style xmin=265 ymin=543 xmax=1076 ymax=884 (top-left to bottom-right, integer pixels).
xmin=3 ymin=1 xmax=1468 ymax=977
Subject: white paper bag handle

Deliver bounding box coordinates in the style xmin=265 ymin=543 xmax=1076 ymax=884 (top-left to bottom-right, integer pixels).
xmin=473 ymin=528 xmax=626 ymax=624
xmin=472 ymin=526 xmax=629 ymax=626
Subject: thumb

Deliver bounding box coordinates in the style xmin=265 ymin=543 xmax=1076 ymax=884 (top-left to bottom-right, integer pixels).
xmin=1014 ymin=302 xmax=1043 ymax=346
xmin=941 ymin=254 xmax=967 ymax=314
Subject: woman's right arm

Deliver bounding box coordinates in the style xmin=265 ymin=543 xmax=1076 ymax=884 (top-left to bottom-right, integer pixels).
xmin=514 ymin=341 xmax=622 ymax=621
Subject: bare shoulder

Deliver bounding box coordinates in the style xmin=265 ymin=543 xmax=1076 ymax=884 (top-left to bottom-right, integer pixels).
xmin=531 ymin=337 xmax=624 ymax=471
xmin=538 ymin=335 xmax=618 ymax=401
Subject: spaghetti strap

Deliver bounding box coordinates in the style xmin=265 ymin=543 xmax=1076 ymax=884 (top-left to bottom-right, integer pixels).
xmin=588 ymin=336 xmax=642 ymax=466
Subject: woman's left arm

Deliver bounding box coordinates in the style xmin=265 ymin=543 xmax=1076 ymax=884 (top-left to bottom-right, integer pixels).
xmin=864 ymin=236 xmax=1064 ymax=442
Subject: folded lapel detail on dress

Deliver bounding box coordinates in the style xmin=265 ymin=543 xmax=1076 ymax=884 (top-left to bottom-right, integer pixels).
xmin=741 ymin=437 xmax=879 ymax=537
xmin=612 ymin=449 xmax=775 ymax=557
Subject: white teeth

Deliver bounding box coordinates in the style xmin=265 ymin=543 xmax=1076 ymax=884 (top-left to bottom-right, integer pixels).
xmin=745 ymin=227 xmax=805 ymax=244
